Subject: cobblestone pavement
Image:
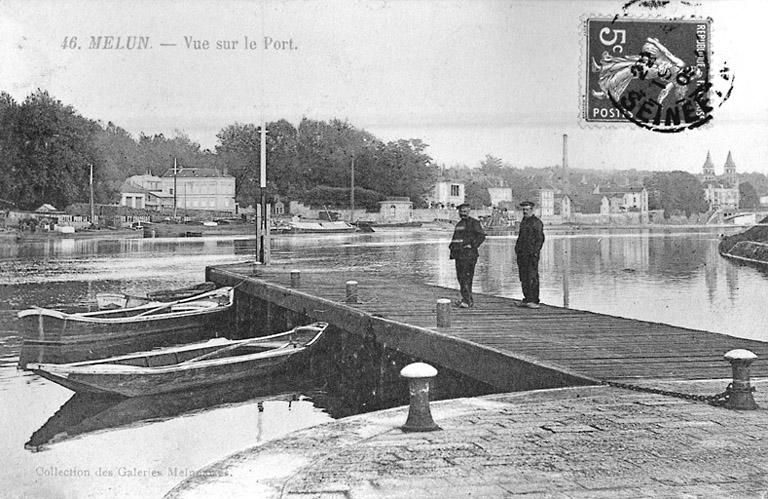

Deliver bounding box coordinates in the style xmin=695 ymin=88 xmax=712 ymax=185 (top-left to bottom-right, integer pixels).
xmin=166 ymin=379 xmax=768 ymax=498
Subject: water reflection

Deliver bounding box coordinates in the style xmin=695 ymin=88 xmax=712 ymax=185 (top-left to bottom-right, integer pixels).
xmin=24 ymin=328 xmax=497 ymax=452
xmin=25 ymin=372 xmax=313 ymax=452
xmin=4 ymin=227 xmax=768 ymax=498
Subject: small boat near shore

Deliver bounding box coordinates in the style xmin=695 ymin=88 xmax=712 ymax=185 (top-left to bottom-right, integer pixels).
xmin=17 ymin=287 xmax=234 ymax=368
xmin=27 ymin=322 xmax=329 ymax=397
xmin=354 ymin=221 xmax=423 ymax=231
xmin=96 ymin=282 xmax=217 ymax=309
xmin=274 ymin=220 xmax=357 ymax=234
xmin=143 ymin=220 xmax=253 ymax=238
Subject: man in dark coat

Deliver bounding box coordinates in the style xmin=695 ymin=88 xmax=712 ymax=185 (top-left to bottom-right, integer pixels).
xmin=515 ymin=201 xmax=545 ymax=309
xmin=449 ymin=203 xmax=486 ymax=308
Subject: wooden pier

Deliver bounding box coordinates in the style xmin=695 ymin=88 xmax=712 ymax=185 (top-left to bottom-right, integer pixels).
xmin=207 ymin=263 xmax=768 ymax=392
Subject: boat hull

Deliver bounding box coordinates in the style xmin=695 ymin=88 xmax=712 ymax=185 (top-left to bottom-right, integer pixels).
xmin=18 ymin=287 xmax=234 ymax=368
xmin=28 ymin=322 xmax=328 ymax=397
xmin=143 ymin=222 xmax=253 ymax=238
xmin=17 ymin=324 xmax=228 ymax=368
xmin=32 ymin=350 xmax=301 ymax=396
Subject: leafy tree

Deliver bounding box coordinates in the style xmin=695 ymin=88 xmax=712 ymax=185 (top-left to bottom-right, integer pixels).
xmin=136 ymin=131 xmax=213 ymax=176
xmin=215 ymin=122 xmax=262 ymax=206
xmin=0 ymin=92 xmax=21 ymax=206
xmin=478 ymin=155 xmax=499 ymax=171
xmin=465 ymin=180 xmax=491 ymax=208
xmin=644 ymin=171 xmax=706 ymax=217
xmin=302 ymin=185 xmax=383 ymax=210
xmin=215 ymin=120 xmax=302 ymax=207
xmin=12 ymin=90 xmax=102 ymax=210
xmin=496 ymin=168 xmax=540 ymax=203
xmin=216 ymin=117 xmax=436 ymax=208
xmin=93 ymin=122 xmax=141 ymax=202
xmin=375 ymin=139 xmax=435 ymax=206
xmin=738 ymin=172 xmax=768 ymax=197
xmin=739 ymin=181 xmax=759 ymax=210
xmin=479 ymin=154 xmax=504 ymax=176
xmin=265 ymin=119 xmax=300 ymax=196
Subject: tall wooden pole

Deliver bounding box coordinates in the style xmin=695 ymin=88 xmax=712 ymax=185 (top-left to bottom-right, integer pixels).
xmin=172 ymin=157 xmax=178 ymax=219
xmin=257 ymin=124 xmax=269 ymax=264
xmin=350 ymin=155 xmax=355 ymax=222
xmin=89 ymin=164 xmax=95 ymax=226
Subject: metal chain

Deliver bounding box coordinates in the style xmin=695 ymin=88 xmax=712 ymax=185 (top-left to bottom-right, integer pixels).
xmin=603 ymin=380 xmax=734 ymax=407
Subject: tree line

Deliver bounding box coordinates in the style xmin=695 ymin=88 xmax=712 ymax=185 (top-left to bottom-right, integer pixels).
xmin=455 ymin=155 xmax=765 ymax=218
xmin=0 ymin=90 xmax=437 ymax=211
xmin=1 ymin=89 xmax=763 ymax=217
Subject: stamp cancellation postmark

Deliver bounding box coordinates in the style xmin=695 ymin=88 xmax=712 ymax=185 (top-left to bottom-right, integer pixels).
xmin=584 ymin=18 xmax=713 ymax=132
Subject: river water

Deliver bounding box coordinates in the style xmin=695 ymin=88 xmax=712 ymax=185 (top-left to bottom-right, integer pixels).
xmin=2 ymin=226 xmax=766 ymax=498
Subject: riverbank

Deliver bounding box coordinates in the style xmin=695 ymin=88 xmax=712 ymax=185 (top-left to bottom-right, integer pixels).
xmin=0 ymin=222 xmax=746 ymax=243
xmin=0 ymin=227 xmax=143 ymax=241
xmin=166 ymin=379 xmax=768 ymax=498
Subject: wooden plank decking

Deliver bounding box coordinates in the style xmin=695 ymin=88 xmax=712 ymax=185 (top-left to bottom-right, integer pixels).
xmin=209 ymin=264 xmax=768 ymax=388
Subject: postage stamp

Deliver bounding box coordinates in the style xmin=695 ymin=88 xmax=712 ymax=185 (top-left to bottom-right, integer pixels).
xmin=583 ymin=18 xmax=712 ymax=132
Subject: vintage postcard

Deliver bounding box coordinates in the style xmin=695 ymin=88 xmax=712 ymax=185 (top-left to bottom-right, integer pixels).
xmin=2 ymin=1 xmax=768 ymax=498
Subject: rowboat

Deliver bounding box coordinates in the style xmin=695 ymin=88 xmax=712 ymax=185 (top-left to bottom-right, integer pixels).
xmin=26 ymin=322 xmax=329 ymax=397
xmin=17 ymin=287 xmax=234 ymax=368
xmin=96 ymin=282 xmax=217 ymax=309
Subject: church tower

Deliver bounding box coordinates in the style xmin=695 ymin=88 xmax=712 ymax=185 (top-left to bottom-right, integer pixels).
xmin=701 ymin=151 xmax=715 ymax=183
xmin=723 ymin=151 xmax=737 ymax=188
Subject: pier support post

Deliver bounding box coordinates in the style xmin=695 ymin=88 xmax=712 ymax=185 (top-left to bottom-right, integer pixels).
xmin=724 ymin=349 xmax=759 ymax=410
xmin=290 ymin=270 xmax=301 ymax=288
xmin=400 ymin=362 xmax=441 ymax=432
xmin=436 ymin=299 xmax=451 ymax=327
xmin=346 ymin=280 xmax=359 ymax=303
xmin=251 ymin=261 xmax=262 ymax=276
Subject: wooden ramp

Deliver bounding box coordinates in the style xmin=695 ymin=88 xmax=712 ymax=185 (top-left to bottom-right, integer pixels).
xmin=208 ymin=264 xmax=768 ymax=389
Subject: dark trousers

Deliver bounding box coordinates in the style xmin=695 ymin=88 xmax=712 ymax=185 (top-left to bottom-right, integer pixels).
xmin=517 ymin=254 xmax=540 ymax=304
xmin=455 ymin=256 xmax=477 ymax=305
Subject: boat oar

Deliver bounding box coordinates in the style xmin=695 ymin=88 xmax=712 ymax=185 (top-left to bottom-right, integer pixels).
xmin=134 ymin=289 xmax=219 ymax=317
xmin=134 ymin=300 xmax=183 ymax=317
xmin=179 ymin=335 xmax=294 ymax=365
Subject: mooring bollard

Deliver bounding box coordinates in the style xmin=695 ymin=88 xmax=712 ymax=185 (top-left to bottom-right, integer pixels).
xmin=400 ymin=362 xmax=441 ymax=432
xmin=724 ymin=349 xmax=759 ymax=410
xmin=290 ymin=270 xmax=301 ymax=288
xmin=346 ymin=280 xmax=358 ymax=303
xmin=436 ymin=298 xmax=451 ymax=327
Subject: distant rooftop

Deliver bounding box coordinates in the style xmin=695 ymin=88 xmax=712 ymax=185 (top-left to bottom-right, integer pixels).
xmin=35 ymin=203 xmax=60 ymax=213
xmin=161 ymin=167 xmax=231 ymax=178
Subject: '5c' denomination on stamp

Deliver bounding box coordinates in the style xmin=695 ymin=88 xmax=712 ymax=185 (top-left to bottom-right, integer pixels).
xmin=584 ymin=18 xmax=712 ymax=132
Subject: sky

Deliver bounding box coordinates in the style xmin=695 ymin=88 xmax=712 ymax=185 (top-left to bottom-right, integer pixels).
xmin=1 ymin=0 xmax=767 ymax=175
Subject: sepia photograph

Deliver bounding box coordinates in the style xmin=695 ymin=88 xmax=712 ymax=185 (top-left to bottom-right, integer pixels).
xmin=2 ymin=0 xmax=768 ymax=497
